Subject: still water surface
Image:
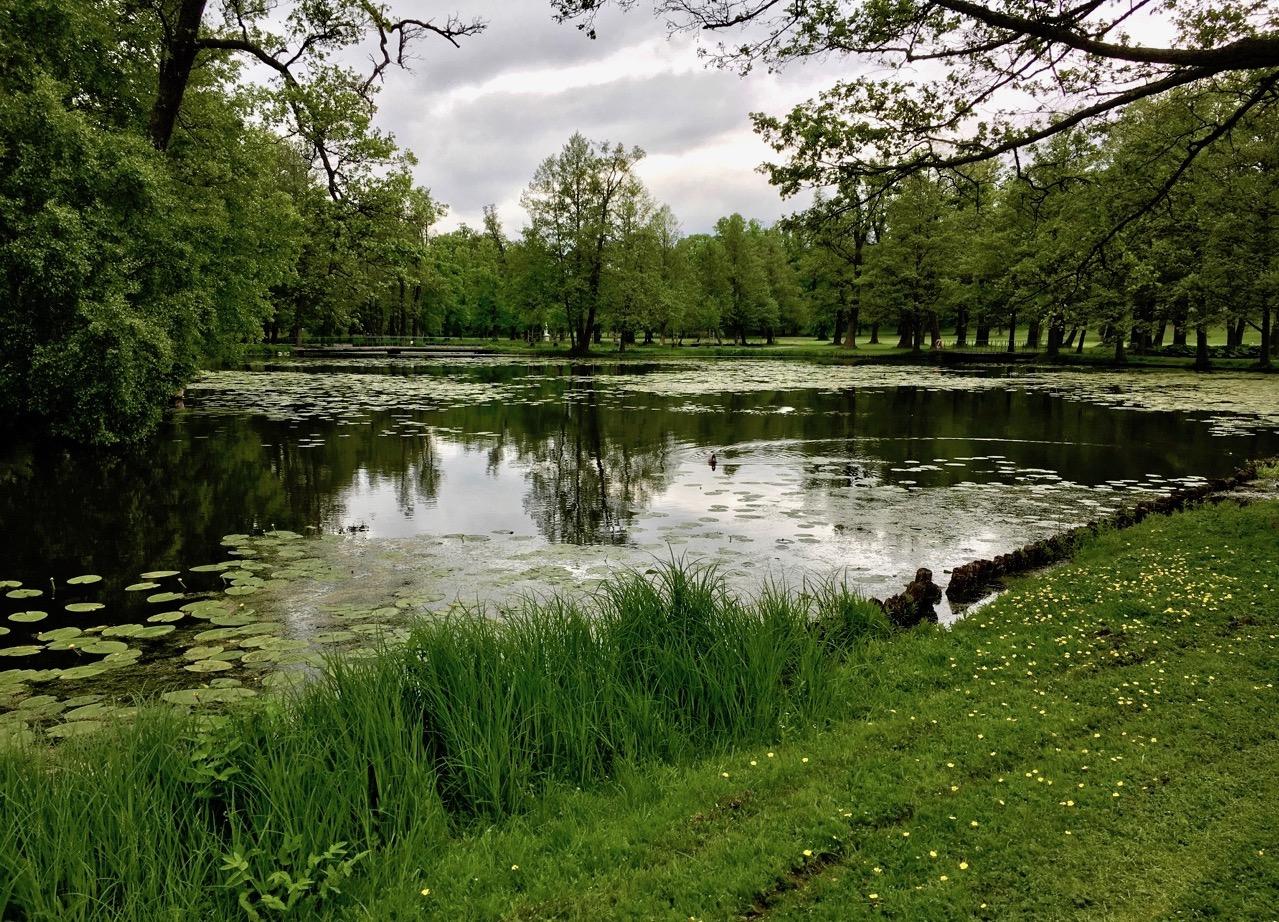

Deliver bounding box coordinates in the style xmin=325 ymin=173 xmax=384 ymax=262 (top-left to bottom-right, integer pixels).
xmin=1 ymin=358 xmax=1277 ymax=728
xmin=4 ymin=359 xmax=1278 ymax=597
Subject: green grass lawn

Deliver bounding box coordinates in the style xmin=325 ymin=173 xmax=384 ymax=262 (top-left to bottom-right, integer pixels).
xmin=3 ymin=499 xmax=1277 ymax=919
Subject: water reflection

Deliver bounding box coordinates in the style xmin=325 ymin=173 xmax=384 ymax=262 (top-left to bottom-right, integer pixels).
xmin=0 ymin=361 xmax=1275 ymax=598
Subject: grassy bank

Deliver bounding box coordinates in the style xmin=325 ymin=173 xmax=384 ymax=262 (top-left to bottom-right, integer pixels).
xmin=4 ymin=500 xmax=1279 ymax=919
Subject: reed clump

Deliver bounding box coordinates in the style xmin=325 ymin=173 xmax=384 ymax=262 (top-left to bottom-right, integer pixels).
xmin=0 ymin=562 xmax=886 ymax=920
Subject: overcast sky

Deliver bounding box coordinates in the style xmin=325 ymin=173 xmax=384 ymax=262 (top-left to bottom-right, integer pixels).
xmin=373 ymin=2 xmax=849 ymax=235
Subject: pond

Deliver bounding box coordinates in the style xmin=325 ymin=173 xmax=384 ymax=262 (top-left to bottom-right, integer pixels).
xmin=2 ymin=358 xmax=1278 ymax=738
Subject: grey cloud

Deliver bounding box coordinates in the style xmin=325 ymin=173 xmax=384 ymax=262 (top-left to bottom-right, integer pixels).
xmin=394 ymin=69 xmax=756 ymax=228
xmin=372 ymin=1 xmax=837 ymax=232
xmin=409 ymin=1 xmax=659 ymax=90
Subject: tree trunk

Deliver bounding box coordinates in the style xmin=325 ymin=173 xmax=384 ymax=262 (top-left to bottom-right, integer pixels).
xmin=954 ymin=307 xmax=968 ymax=348
xmin=896 ymin=313 xmax=912 ymax=349
xmin=843 ymin=239 xmax=865 ymax=350
xmin=928 ymin=310 xmax=942 ymax=349
xmin=1194 ymin=324 xmax=1210 ymax=370
xmin=149 ymin=0 xmax=211 ymax=150
xmin=1046 ymin=315 xmax=1063 ymax=357
xmin=911 ymin=311 xmax=924 ymax=354
xmin=1025 ymin=316 xmax=1041 ymax=350
xmin=1006 ymin=309 xmax=1017 ymax=353
xmin=1260 ymin=302 xmax=1272 ymax=369
xmin=843 ymin=305 xmax=859 ymax=349
xmin=1063 ymin=326 xmax=1077 ymax=349
xmin=832 ymin=308 xmax=845 ymax=345
xmin=869 ymin=322 xmax=880 ymax=345
xmin=1075 ymin=326 xmax=1087 ymax=353
xmin=975 ymin=322 xmax=990 ymax=347
xmin=1114 ymin=326 xmax=1126 ymax=364
xmin=397 ymin=278 xmax=407 ymax=338
xmin=1153 ymin=320 xmax=1166 ymax=349
xmin=1173 ymin=321 xmax=1187 ymax=347
xmin=1228 ymin=317 xmax=1246 ymax=349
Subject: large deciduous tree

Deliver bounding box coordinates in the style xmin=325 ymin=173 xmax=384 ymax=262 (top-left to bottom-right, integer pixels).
xmin=521 ymin=134 xmax=648 ymax=355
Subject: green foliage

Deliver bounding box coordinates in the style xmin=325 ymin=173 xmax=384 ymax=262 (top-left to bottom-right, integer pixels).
xmin=221 ymin=839 xmax=368 ymax=920
xmin=0 ymin=0 xmax=462 ymax=442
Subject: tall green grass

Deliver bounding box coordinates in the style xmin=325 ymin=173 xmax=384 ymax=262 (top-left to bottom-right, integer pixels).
xmin=0 ymin=563 xmax=886 ymax=920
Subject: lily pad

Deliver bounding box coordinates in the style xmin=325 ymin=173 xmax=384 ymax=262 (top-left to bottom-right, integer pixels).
xmin=65 ymin=602 xmax=105 ymax=614
xmin=66 ymin=575 xmax=102 ymax=586
xmin=46 ymin=721 xmax=104 ymax=739
xmin=162 ymin=686 xmax=258 ymax=706
xmin=139 ymin=570 xmax=180 ymax=579
xmin=209 ymin=613 xmax=256 ymax=627
xmin=146 ymin=592 xmax=184 ymax=604
xmin=6 ymin=589 xmax=42 ymax=600
xmin=0 ymin=646 xmax=42 ymax=657
xmin=101 ymin=624 xmax=144 ymax=638
xmin=81 ymin=640 xmax=130 ymax=655
xmin=147 ymin=611 xmax=185 ymax=623
xmin=184 ymin=645 xmax=225 ymax=660
xmin=63 ymin=702 xmax=113 ymax=721
xmin=135 ymin=625 xmax=175 ymax=639
xmin=193 ymin=628 xmax=245 ymax=643
xmin=16 ymin=695 xmax=66 ymax=717
xmin=125 ymin=582 xmax=161 ymax=592
xmin=263 ymin=670 xmax=308 ymax=690
xmin=37 ymin=627 xmax=82 ymax=642
xmin=63 ymin=694 xmax=104 ymax=707
xmin=224 ymin=586 xmax=259 ymax=597
xmin=184 ymin=659 xmax=234 ymax=673
xmin=8 ymin=611 xmax=47 ymax=624
xmin=312 ymin=631 xmax=356 ymax=644
xmin=58 ymin=664 xmax=109 ymax=681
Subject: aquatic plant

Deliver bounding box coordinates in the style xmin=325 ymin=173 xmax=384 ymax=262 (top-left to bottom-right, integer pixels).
xmin=0 ymin=563 xmax=884 ymax=920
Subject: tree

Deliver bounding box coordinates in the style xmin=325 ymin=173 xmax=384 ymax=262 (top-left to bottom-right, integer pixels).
xmin=521 ymin=134 xmax=647 ymax=355
xmin=714 ymin=214 xmax=776 ymax=344
xmin=791 ymin=182 xmax=884 ymax=348
xmin=556 ymin=1 xmax=1279 ymax=242
xmin=865 ymin=175 xmax=950 ymax=353
xmin=0 ymin=0 xmax=303 ymax=442
xmin=144 ymin=0 xmax=482 ymax=196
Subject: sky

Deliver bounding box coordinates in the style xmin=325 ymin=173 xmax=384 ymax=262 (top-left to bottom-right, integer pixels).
xmin=372 ymin=2 xmax=849 ymax=235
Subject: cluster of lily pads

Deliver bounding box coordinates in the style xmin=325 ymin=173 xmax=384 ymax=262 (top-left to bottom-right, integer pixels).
xmin=0 ymin=531 xmax=357 ymax=744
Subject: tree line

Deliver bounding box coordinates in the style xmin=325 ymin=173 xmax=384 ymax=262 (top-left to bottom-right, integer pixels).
xmin=2 ymin=0 xmax=1275 ymax=444
xmin=316 ymin=134 xmax=808 ymax=352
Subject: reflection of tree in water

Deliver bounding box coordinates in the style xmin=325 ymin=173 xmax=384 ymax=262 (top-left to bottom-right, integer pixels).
xmin=381 ymin=432 xmax=444 ymax=522
xmin=521 ymin=378 xmax=674 ymax=544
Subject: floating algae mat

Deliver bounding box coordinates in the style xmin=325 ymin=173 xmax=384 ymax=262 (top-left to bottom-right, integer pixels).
xmin=3 ymin=358 xmax=1279 ymax=739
